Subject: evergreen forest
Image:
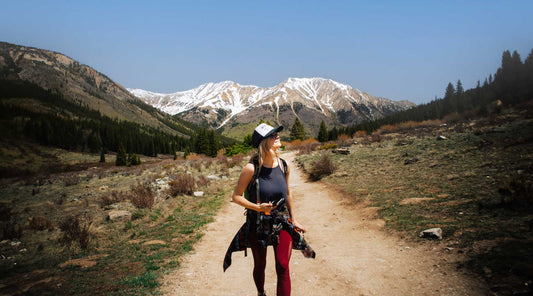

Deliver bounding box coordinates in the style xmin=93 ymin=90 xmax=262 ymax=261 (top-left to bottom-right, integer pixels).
xmin=0 ymin=79 xmax=235 ymax=158
xmin=326 ymin=49 xmax=533 ymax=139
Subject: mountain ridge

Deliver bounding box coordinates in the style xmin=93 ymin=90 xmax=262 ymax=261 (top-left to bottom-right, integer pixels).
xmin=129 ymin=77 xmax=415 ymax=137
xmin=0 ymin=41 xmax=192 ymax=136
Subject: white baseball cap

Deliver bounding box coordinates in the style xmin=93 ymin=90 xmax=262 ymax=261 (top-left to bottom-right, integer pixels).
xmin=252 ymin=123 xmax=283 ymax=148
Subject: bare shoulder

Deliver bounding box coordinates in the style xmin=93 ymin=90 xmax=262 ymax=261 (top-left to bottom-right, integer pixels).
xmin=242 ymin=163 xmax=255 ymax=175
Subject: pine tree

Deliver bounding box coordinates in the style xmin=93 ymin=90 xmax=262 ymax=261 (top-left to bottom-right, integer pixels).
xmin=317 ymin=120 xmax=328 ymax=142
xmin=444 ymin=82 xmax=455 ymax=99
xmin=456 ymin=80 xmax=464 ymax=96
xmin=525 ymin=49 xmax=533 ymax=98
xmin=329 ymin=127 xmax=339 ymax=141
xmin=128 ymin=153 xmax=140 ymax=166
xmin=290 ymin=117 xmax=305 ymax=141
xmin=456 ymin=80 xmax=467 ymax=112
xmin=115 ymin=143 xmax=127 ymax=166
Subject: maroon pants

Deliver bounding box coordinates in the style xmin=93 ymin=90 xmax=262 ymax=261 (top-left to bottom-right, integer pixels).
xmin=250 ymin=230 xmax=293 ymax=296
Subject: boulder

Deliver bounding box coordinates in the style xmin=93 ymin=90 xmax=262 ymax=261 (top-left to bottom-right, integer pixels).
xmin=333 ymin=148 xmax=351 ymax=155
xmin=419 ymin=228 xmax=442 ymax=239
xmin=107 ymin=210 xmax=131 ymax=221
xmin=193 ymin=191 xmax=204 ymax=197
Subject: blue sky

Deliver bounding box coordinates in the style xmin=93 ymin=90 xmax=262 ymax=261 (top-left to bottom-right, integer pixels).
xmin=1 ymin=0 xmax=532 ymax=104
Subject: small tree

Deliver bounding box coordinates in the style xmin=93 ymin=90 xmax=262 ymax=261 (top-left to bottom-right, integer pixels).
xmin=115 ymin=143 xmax=127 ymax=166
xmin=128 ymin=153 xmax=141 ymax=166
xmin=290 ymin=117 xmax=306 ymax=141
xmin=317 ymin=120 xmax=328 ymax=142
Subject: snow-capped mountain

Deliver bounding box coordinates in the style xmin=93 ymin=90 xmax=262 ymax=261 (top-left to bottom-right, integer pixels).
xmin=129 ymin=78 xmax=414 ymax=136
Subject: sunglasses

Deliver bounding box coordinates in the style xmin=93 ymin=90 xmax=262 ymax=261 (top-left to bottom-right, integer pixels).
xmin=269 ymin=133 xmax=279 ymax=139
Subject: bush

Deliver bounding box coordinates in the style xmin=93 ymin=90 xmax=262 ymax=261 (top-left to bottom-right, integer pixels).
xmin=130 ymin=183 xmax=155 ymax=209
xmin=0 ymin=205 xmax=22 ymax=240
xmin=309 ymin=153 xmax=336 ymax=181
xmin=99 ymin=190 xmax=127 ymax=208
xmin=168 ymin=174 xmax=196 ymax=196
xmin=354 ymin=130 xmax=367 ymax=138
xmin=62 ymin=173 xmax=80 ymax=186
xmin=229 ymin=153 xmax=245 ymax=168
xmin=498 ymin=173 xmax=533 ymax=210
xmin=376 ymin=124 xmax=397 ymax=135
xmin=318 ymin=143 xmax=337 ymax=150
xmin=286 ymin=138 xmax=320 ymax=155
xmin=59 ymin=215 xmax=91 ymax=249
xmin=128 ymin=153 xmax=141 ymax=166
xmin=29 ymin=216 xmax=54 ymax=231
xmin=336 ymin=134 xmax=352 ymax=147
xmin=196 ymin=175 xmax=211 ymax=188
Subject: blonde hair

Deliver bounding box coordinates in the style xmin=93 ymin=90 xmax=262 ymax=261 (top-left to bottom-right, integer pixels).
xmin=253 ymin=137 xmax=279 ymax=168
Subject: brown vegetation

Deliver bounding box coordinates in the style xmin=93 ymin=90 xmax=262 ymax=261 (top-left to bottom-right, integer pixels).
xmin=28 ymin=216 xmax=54 ymax=231
xmin=58 ymin=215 xmax=92 ymax=249
xmin=0 ymin=149 xmax=239 ymax=295
xmin=308 ymin=152 xmax=336 ymax=181
xmin=168 ymin=174 xmax=196 ymax=196
xmin=129 ymin=182 xmax=156 ymax=209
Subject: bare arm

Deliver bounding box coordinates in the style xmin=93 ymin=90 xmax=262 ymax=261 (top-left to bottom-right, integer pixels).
xmin=231 ymin=163 xmax=274 ymax=213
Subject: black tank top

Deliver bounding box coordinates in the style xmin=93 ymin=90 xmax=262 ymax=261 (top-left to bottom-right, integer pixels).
xmin=257 ymin=165 xmax=287 ymax=204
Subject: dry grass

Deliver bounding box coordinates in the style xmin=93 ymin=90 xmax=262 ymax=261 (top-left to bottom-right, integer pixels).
xmin=0 ymin=147 xmax=241 ymax=295
xmin=296 ymin=105 xmax=533 ymax=295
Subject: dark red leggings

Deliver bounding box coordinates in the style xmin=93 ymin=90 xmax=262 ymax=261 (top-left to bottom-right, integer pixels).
xmin=250 ymin=230 xmax=293 ymax=296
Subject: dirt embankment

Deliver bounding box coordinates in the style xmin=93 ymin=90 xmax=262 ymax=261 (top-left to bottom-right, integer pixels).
xmin=159 ymin=153 xmax=488 ymax=296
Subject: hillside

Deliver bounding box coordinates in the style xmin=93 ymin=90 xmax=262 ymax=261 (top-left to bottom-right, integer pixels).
xmin=296 ymin=102 xmax=533 ymax=295
xmin=0 ymin=41 xmax=194 ymax=136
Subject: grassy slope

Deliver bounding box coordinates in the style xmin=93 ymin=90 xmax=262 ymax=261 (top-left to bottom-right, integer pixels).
xmin=0 ymin=150 xmax=241 ymax=295
xmin=297 ymin=105 xmax=533 ymax=295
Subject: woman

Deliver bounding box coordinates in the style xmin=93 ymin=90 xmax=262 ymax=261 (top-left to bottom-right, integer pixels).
xmin=223 ymin=123 xmax=315 ymax=296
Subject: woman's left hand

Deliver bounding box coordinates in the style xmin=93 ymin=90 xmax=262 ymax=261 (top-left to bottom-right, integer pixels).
xmin=292 ymin=220 xmax=306 ymax=233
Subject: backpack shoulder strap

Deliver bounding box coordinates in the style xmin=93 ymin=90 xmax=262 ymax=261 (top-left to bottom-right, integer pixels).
xmin=248 ymin=156 xmax=260 ymax=186
xmin=279 ymin=157 xmax=288 ymax=176
xmin=244 ymin=156 xmax=261 ymax=206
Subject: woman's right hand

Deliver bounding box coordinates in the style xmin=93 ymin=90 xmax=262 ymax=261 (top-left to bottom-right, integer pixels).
xmin=258 ymin=202 xmax=275 ymax=213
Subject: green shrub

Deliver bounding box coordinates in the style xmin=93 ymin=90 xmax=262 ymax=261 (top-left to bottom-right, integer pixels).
xmin=318 ymin=143 xmax=337 ymax=150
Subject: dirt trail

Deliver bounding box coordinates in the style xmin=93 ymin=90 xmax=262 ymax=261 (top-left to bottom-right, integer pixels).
xmin=160 ymin=153 xmax=488 ymax=295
